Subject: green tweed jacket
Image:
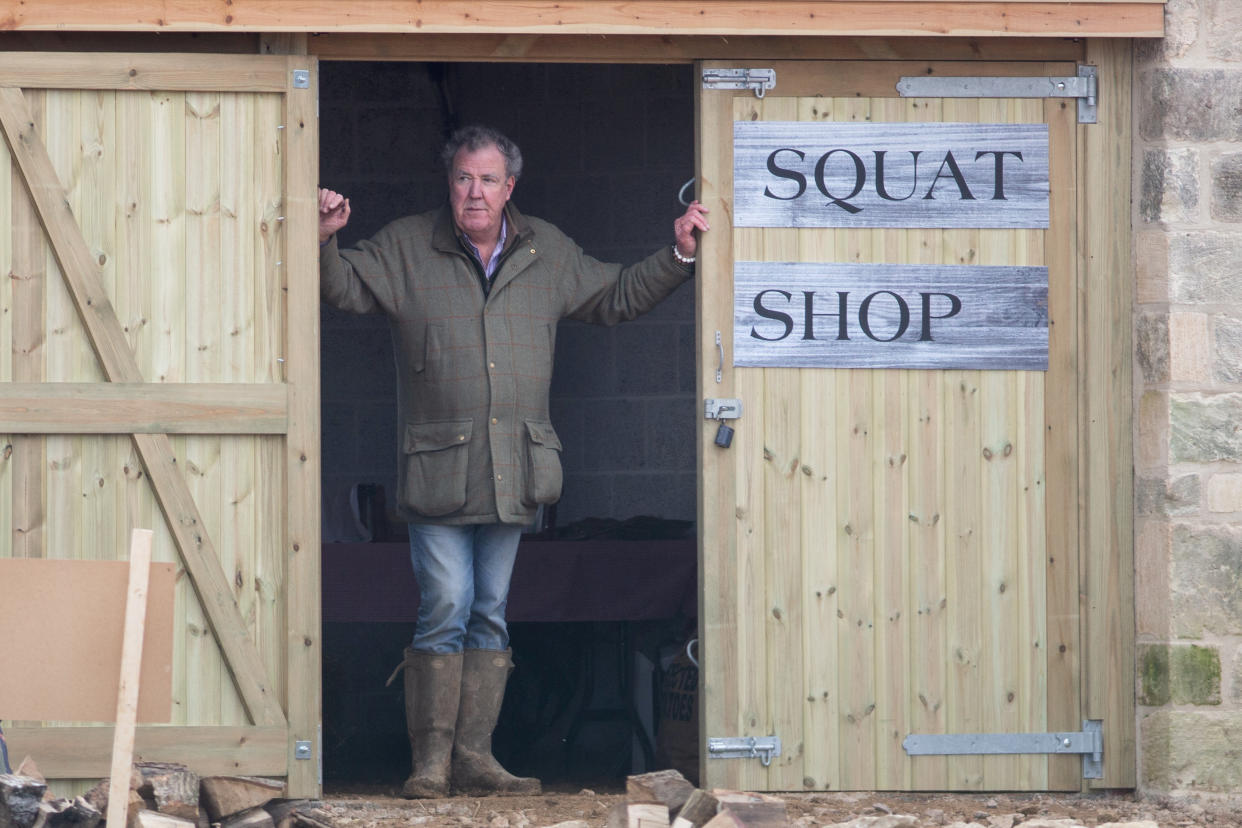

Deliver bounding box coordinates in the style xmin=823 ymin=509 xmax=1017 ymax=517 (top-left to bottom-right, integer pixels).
xmin=320 ymin=203 xmax=693 ymax=526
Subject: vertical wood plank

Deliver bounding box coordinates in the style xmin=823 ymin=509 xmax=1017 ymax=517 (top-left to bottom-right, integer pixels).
xmin=1045 ymin=70 xmax=1084 ymax=791
xmin=731 ymin=98 xmax=769 ymax=794
xmin=1081 ymin=39 xmax=1135 ymax=790
xmin=10 ymin=97 xmax=46 ymax=558
xmin=695 ymin=59 xmax=738 ymax=792
xmin=106 ymin=528 xmax=154 ymax=828
xmin=282 ymin=55 xmax=322 ymax=798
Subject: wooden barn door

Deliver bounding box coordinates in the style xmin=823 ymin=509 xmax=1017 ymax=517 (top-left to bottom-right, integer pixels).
xmin=0 ymin=53 xmax=321 ymax=796
xmin=696 ymin=60 xmax=1087 ymax=792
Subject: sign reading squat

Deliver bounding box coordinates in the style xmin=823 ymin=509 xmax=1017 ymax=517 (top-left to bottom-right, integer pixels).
xmin=734 ymin=121 xmax=1049 ymax=228
xmin=735 ymin=262 xmax=1049 ymax=370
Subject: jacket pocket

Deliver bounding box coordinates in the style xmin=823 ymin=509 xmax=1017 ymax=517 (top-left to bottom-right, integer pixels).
xmin=522 ymin=419 xmax=563 ymax=507
xmin=402 ymin=419 xmax=473 ymax=517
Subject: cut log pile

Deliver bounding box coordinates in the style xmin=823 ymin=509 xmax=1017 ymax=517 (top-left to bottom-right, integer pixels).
xmin=0 ymin=759 xmax=327 ymax=828
xmin=607 ymin=770 xmax=789 ymax=828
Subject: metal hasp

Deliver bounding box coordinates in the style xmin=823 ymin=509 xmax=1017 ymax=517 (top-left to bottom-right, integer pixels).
xmin=704 ymin=398 xmax=744 ymax=420
xmin=903 ymin=719 xmax=1104 ymax=779
xmin=896 ymin=64 xmax=1099 ymax=124
xmin=702 ymin=68 xmax=777 ymax=99
xmin=708 ymin=735 xmax=782 ymax=767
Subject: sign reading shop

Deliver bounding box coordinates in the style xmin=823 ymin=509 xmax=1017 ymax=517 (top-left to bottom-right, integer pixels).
xmin=734 ymin=121 xmax=1049 ymax=228
xmin=735 ymin=262 xmax=1048 ymax=371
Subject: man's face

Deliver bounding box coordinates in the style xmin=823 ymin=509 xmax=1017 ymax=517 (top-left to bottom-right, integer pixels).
xmin=448 ymin=143 xmax=515 ymax=243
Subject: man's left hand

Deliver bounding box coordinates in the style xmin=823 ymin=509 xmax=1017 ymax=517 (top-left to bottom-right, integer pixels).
xmin=674 ymin=200 xmax=710 ymax=260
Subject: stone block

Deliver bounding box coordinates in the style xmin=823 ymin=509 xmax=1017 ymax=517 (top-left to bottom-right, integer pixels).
xmin=612 ymin=471 xmax=696 ymax=522
xmin=616 ymin=323 xmax=680 ymax=395
xmin=1206 ymin=0 xmax=1242 ymax=61
xmin=1170 ymin=522 xmax=1242 ymax=637
xmin=1170 ymin=393 xmax=1242 ymax=463
xmin=1135 ymin=473 xmax=1201 ymax=516
xmin=1140 ymin=709 xmax=1242 ymax=793
xmin=1135 ymin=0 xmax=1199 ymax=61
xmin=645 ymin=397 xmax=697 ymax=472
xmin=1134 ymin=312 xmax=1169 ymax=385
xmin=581 ymin=397 xmax=646 ymax=471
xmin=1230 ymin=644 xmax=1242 ymax=703
xmin=1140 ymin=69 xmax=1242 ymax=143
xmin=1210 ymin=152 xmax=1242 ymax=220
xmin=1135 ymin=519 xmax=1171 ymax=638
xmin=1139 ymin=643 xmax=1225 ymax=707
xmin=1206 ymin=473 xmax=1242 ymax=513
xmin=1134 ymin=230 xmax=1169 ymax=305
xmin=551 ymin=322 xmax=616 ymax=399
xmin=1140 ymin=148 xmax=1199 ymax=224
xmin=1214 ymin=315 xmax=1242 ymax=384
xmin=555 ymin=471 xmax=614 ymax=525
xmin=1168 ymin=312 xmax=1210 ymax=383
xmin=1136 ymin=391 xmax=1170 ymax=471
xmin=1168 ymin=232 xmax=1242 ymax=304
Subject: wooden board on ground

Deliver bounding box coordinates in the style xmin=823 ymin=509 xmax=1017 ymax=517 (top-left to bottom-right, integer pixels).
xmin=200 ymin=778 xmax=285 ymax=822
xmin=0 ymin=558 xmax=175 ymax=722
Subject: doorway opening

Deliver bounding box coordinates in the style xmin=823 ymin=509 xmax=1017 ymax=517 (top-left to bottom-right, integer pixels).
xmin=317 ymin=60 xmax=699 ymax=791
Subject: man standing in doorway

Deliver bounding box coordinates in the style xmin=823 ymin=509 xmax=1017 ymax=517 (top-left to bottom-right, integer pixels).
xmin=318 ymin=125 xmax=708 ymax=798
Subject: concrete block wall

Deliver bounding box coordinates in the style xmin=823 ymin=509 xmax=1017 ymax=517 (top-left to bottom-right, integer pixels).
xmin=319 ymin=62 xmax=697 ymax=537
xmin=1134 ymin=0 xmax=1242 ymax=794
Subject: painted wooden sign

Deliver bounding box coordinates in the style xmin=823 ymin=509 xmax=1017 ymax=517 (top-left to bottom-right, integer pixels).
xmin=734 ymin=261 xmax=1048 ymax=370
xmin=733 ymin=121 xmax=1049 ymax=228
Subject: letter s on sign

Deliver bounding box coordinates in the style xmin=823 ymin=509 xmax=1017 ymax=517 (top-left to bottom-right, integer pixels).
xmin=751 ymin=289 xmax=795 ymax=341
xmin=764 ymin=149 xmax=807 ymax=201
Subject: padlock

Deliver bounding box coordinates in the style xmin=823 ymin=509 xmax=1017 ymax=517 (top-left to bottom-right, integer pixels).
xmin=714 ymin=421 xmax=734 ymax=448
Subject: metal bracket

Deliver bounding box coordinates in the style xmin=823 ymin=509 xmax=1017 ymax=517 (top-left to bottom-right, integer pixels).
xmin=896 ymin=64 xmax=1098 ymax=124
xmin=704 ymin=398 xmax=743 ymax=420
xmin=292 ymin=69 xmax=310 ymax=89
xmin=294 ymin=740 xmax=312 ymax=760
xmin=903 ymin=719 xmax=1103 ymax=779
xmin=702 ymin=68 xmax=776 ymax=99
xmin=708 ymin=735 xmax=782 ymax=767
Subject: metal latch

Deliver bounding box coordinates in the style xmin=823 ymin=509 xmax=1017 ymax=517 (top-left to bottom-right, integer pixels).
xmin=708 ymin=736 xmax=782 ymax=767
xmin=704 ymin=398 xmax=743 ymax=420
xmin=903 ymin=719 xmax=1103 ymax=779
xmin=896 ymin=64 xmax=1098 ymax=124
xmin=702 ymin=68 xmax=776 ymax=99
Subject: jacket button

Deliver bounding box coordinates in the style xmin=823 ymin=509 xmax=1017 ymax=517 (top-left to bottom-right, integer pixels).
xmin=489 ymin=361 xmax=496 ymax=369
xmin=457 ymin=435 xmax=465 ymax=441
xmin=496 ymin=474 xmax=503 ymax=481
xmin=491 ymin=417 xmax=499 ymax=425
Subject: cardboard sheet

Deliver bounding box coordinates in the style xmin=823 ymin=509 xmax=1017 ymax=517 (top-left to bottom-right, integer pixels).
xmin=0 ymin=558 xmax=176 ymax=723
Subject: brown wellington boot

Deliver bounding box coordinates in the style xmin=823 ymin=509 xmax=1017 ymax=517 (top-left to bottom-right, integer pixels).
xmin=450 ymin=648 xmax=542 ymax=796
xmin=392 ymin=648 xmax=462 ymax=798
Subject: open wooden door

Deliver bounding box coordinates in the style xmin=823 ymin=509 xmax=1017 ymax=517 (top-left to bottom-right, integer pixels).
xmin=696 ymin=59 xmax=1092 ymax=792
xmin=0 ymin=52 xmax=321 ymax=797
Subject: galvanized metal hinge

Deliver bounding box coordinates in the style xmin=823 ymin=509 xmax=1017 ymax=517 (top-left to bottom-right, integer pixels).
xmin=903 ymin=719 xmax=1104 ymax=779
xmin=702 ymin=68 xmax=776 ymax=99
xmin=896 ymin=64 xmax=1099 ymax=124
xmin=707 ymin=735 xmax=782 ymax=767
xmin=292 ymin=69 xmax=311 ymax=89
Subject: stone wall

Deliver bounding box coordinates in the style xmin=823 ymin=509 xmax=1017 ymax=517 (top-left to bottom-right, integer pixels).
xmin=1134 ymin=0 xmax=1242 ymax=795
xmin=319 ymin=63 xmax=697 ymax=538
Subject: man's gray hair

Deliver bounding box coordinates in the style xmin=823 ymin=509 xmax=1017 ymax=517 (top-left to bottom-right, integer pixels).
xmin=441 ymin=125 xmax=524 ymax=181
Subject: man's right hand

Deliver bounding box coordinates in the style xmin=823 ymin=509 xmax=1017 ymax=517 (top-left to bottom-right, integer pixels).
xmin=319 ymin=188 xmax=351 ymax=244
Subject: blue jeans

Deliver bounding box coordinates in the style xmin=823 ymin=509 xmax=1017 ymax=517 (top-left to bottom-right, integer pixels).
xmin=407 ymin=522 xmax=524 ymax=654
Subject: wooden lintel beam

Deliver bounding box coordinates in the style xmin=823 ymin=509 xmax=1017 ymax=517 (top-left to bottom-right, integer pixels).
xmin=0 ymin=85 xmax=286 ymax=729
xmin=4 ymin=726 xmax=288 ymax=777
xmin=0 ymin=1 xmax=1166 ymax=39
xmin=0 ymin=383 xmax=289 ymax=434
xmin=0 ymin=52 xmax=291 ymax=91
xmin=308 ymin=33 xmax=1087 ymax=62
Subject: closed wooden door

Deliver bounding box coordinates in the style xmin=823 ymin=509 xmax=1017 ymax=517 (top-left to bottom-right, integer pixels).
xmin=696 ymin=59 xmax=1090 ymax=792
xmin=0 ymin=53 xmax=321 ymax=796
